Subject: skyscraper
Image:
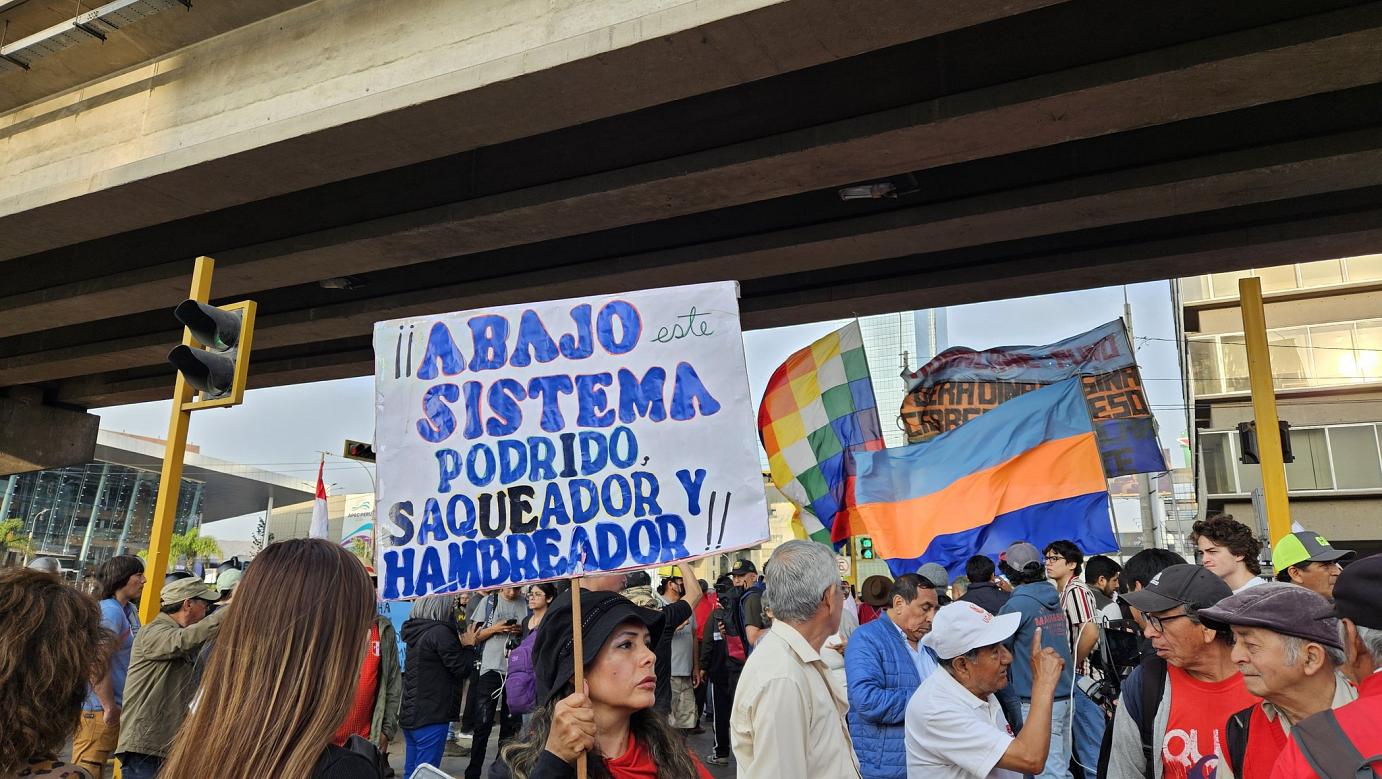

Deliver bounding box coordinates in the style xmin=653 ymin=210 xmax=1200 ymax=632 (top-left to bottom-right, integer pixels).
xmin=857 ymin=308 xmax=949 ymax=448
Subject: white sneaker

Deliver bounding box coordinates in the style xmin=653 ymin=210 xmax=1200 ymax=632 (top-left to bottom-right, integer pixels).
xmin=454 ymin=731 xmax=473 ymax=745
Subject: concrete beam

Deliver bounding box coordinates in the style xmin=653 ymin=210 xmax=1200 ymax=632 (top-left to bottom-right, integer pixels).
xmin=46 ymin=197 xmax=1382 ymax=408
xmin=3 ymin=5 xmax=1380 ymax=337
xmin=6 ymin=128 xmax=1382 ymax=387
xmin=0 ymin=388 xmax=98 ymax=475
xmin=0 ymin=0 xmax=1062 ymax=259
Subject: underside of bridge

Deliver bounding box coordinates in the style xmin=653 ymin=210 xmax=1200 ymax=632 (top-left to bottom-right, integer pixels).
xmin=4 ymin=0 xmax=1382 ymax=432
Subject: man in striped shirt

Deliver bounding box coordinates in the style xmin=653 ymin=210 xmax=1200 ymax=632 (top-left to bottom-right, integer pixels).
xmin=1044 ymin=540 xmax=1107 ymax=776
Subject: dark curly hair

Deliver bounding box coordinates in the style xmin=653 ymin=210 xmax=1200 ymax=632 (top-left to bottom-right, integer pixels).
xmin=1191 ymin=514 xmax=1262 ymax=575
xmin=0 ymin=567 xmax=109 ymax=773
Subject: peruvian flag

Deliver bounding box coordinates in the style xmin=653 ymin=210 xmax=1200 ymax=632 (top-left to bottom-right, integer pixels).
xmin=309 ymin=457 xmax=330 ymax=539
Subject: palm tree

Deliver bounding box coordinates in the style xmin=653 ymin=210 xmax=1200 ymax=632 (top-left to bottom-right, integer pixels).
xmin=348 ymin=537 xmax=373 ymax=565
xmin=137 ymin=529 xmax=223 ymax=570
xmin=1 ymin=518 xmax=33 ymax=563
xmin=170 ymin=528 xmax=222 ymax=569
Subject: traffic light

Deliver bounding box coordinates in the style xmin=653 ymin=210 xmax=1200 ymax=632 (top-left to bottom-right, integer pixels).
xmin=344 ymin=440 xmax=377 ymax=462
xmin=167 ymin=299 xmax=256 ymax=409
xmin=1237 ymin=420 xmax=1294 ymax=465
xmin=858 ymin=536 xmax=876 ymax=559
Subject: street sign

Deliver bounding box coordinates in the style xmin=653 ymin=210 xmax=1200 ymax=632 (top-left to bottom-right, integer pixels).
xmin=836 ymin=554 xmax=851 ymax=577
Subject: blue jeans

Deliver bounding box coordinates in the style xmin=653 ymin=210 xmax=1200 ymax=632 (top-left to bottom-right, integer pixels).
xmin=404 ymin=722 xmax=450 ymax=779
xmin=116 ymin=753 xmax=162 ymax=779
xmin=1072 ymin=682 xmax=1106 ymax=777
xmin=1021 ymin=698 xmax=1073 ymax=779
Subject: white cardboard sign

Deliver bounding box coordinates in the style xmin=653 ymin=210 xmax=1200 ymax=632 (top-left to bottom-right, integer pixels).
xmin=372 ymin=281 xmax=768 ymax=598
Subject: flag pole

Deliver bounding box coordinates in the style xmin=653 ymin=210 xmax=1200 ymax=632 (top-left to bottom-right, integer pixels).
xmin=570 ymin=577 xmax=587 ymax=779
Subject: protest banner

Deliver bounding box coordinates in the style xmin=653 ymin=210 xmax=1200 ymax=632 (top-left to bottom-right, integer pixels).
xmin=898 ymin=320 xmax=1167 ymax=477
xmin=371 ymin=281 xmax=769 ymax=599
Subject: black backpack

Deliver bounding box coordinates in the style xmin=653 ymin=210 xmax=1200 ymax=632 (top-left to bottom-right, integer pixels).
xmin=1292 ymin=709 xmax=1382 ymax=778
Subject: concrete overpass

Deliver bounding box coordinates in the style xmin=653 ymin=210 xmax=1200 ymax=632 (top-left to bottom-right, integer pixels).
xmin=5 ymin=0 xmax=1382 ymax=471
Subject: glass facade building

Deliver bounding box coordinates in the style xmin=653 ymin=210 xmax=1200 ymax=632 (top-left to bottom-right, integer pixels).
xmin=0 ymin=464 xmax=204 ymax=572
xmin=0 ymin=430 xmax=312 ymax=576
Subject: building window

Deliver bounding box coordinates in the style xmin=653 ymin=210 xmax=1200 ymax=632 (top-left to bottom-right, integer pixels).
xmin=1203 ymin=423 xmax=1382 ymax=496
xmin=1202 ymin=432 xmax=1237 ymax=495
xmin=1190 ymin=317 xmax=1382 ymax=396
xmin=1188 ymin=339 xmax=1222 ymax=396
xmin=1210 ymin=270 xmax=1251 ymax=299
xmin=1298 ymin=259 xmax=1345 ymax=288
xmin=1347 ymin=255 xmax=1382 ymax=282
xmin=1258 ymin=264 xmax=1298 ymax=293
xmin=1283 ymin=428 xmax=1332 ymax=491
xmin=1180 ymin=276 xmax=1207 ymax=303
xmin=1329 ymin=425 xmax=1382 ymax=489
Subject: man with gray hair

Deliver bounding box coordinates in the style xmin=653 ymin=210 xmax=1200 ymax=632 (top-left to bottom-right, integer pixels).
xmin=1271 ymin=555 xmax=1382 ymax=778
xmin=1196 ymin=582 xmax=1356 ymax=778
xmin=730 ymin=540 xmax=861 ymax=778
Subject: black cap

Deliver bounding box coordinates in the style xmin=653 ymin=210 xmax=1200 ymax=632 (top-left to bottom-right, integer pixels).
xmin=1333 ymin=554 xmax=1382 ymax=631
xmin=729 ymin=559 xmax=757 ymax=576
xmin=533 ymin=590 xmax=663 ymax=705
xmin=1122 ymin=563 xmax=1232 ymax=614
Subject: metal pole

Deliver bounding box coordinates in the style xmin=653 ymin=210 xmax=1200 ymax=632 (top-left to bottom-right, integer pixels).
xmin=1237 ymin=276 xmax=1292 ymax=546
xmin=76 ymin=463 xmax=111 ymax=579
xmin=1124 ymin=298 xmax=1158 ymax=551
xmin=115 ymin=473 xmax=145 ymax=556
xmin=138 ymin=256 xmax=214 ymax=627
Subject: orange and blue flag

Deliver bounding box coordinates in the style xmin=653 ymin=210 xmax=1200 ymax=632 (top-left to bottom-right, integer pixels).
xmin=853 ymin=378 xmax=1115 ymax=578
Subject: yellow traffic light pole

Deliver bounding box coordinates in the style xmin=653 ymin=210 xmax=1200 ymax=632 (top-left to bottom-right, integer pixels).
xmin=1238 ymin=276 xmax=1292 ymax=546
xmin=138 ymin=257 xmax=215 ymax=626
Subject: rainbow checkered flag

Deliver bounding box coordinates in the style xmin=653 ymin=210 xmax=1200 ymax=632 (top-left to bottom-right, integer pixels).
xmin=758 ymin=321 xmax=885 ymax=546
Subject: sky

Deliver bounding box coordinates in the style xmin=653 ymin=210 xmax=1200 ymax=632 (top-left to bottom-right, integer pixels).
xmin=96 ymin=279 xmax=1188 ymax=534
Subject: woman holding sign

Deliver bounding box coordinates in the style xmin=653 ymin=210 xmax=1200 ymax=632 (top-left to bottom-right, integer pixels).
xmin=501 ymin=589 xmax=712 ymax=778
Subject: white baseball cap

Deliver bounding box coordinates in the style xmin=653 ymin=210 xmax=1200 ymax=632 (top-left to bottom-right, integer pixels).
xmin=922 ymin=601 xmax=1022 ymax=660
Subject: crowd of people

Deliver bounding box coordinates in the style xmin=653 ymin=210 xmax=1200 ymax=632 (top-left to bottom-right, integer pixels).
xmin=2 ymin=513 xmax=1380 ymax=779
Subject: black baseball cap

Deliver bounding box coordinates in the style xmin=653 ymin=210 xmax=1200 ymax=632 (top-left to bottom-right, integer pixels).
xmin=729 ymin=559 xmax=757 ymax=576
xmin=533 ymin=590 xmax=663 ymax=705
xmin=1122 ymin=563 xmax=1232 ymax=614
xmin=1332 ymin=554 xmax=1382 ymax=631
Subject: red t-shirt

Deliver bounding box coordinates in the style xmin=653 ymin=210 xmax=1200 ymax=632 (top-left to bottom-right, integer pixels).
xmin=333 ymin=621 xmax=382 ymax=745
xmin=858 ymin=603 xmax=880 ymax=625
xmin=1160 ymin=665 xmax=1257 ymax=779
xmin=604 ymin=734 xmax=713 ymax=779
xmin=693 ymin=593 xmax=718 ymax=642
xmin=1272 ymin=670 xmax=1382 ymax=778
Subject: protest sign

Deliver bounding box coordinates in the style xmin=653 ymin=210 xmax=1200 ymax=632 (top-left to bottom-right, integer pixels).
xmin=372 ymin=281 xmax=769 ymax=599
xmin=898 ymin=320 xmax=1166 ymax=476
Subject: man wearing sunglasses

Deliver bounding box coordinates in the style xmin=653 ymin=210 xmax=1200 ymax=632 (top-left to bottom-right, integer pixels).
xmin=1105 ymin=564 xmax=1257 ymax=779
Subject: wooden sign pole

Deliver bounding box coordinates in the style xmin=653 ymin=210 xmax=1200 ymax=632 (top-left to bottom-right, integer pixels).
xmin=570 ymin=579 xmax=588 ymax=779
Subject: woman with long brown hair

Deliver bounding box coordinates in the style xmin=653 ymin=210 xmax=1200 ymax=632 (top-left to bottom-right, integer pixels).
xmin=159 ymin=538 xmax=380 ymax=779
xmin=0 ymin=566 xmax=108 ymax=778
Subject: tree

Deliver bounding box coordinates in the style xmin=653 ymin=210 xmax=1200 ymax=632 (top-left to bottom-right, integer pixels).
xmin=1 ymin=518 xmax=32 ymax=562
xmin=171 ymin=528 xmax=222 ymax=569
xmin=348 ymin=537 xmax=373 ymax=566
xmin=139 ymin=529 xmax=222 ymax=570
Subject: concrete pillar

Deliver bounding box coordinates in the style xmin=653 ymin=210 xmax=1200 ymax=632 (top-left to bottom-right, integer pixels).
xmin=0 ymin=388 xmax=99 ymax=476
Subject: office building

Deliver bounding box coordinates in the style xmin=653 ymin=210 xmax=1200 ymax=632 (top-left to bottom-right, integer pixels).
xmin=1180 ymin=256 xmax=1382 ymax=558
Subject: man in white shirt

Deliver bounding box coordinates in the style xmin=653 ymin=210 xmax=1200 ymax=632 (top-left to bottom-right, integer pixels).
xmin=906 ymin=601 xmax=1065 ymax=778
xmin=731 ymin=540 xmax=862 ymax=778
